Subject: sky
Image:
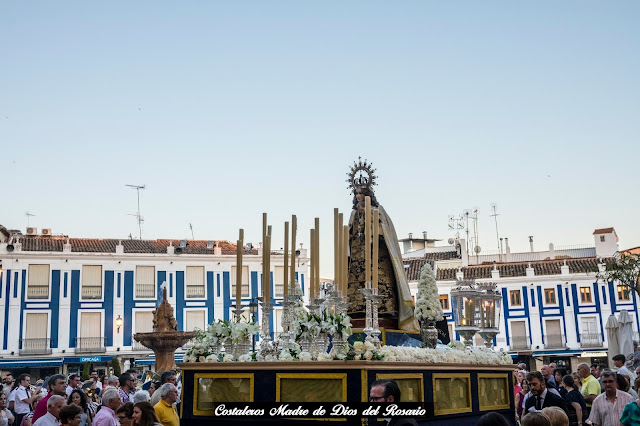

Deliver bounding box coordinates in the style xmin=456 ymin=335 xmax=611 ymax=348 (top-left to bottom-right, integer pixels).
xmin=1 ymin=1 xmax=639 ymax=277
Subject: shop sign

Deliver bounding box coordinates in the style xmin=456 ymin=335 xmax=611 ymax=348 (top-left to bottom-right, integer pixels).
xmin=581 ymin=352 xmax=607 ymax=357
xmin=64 ymin=356 xmax=113 ymax=363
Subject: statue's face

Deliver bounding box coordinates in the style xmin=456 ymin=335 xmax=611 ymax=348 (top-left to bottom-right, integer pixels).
xmin=355 ymin=188 xmax=365 ymax=202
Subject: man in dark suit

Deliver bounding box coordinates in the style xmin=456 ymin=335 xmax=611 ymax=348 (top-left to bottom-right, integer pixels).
xmin=369 ymin=379 xmax=419 ymax=426
xmin=523 ymin=371 xmax=568 ymax=417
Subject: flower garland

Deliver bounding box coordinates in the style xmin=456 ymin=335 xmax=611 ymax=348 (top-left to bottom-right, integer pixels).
xmin=414 ymin=263 xmax=444 ymax=322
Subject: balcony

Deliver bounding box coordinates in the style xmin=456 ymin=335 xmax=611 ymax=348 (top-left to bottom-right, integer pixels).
xmin=230 ymin=285 xmax=250 ymax=298
xmin=580 ymin=333 xmax=604 ymax=348
xmin=20 ymin=338 xmax=53 ymax=355
xmin=510 ymin=336 xmax=531 ymax=351
xmin=27 ymin=285 xmax=49 ymax=299
xmin=544 ymin=334 xmax=566 ymax=349
xmin=274 ymin=284 xmax=284 ymax=298
xmin=135 ymin=283 xmax=156 ymax=299
xmin=75 ymin=337 xmax=106 ymax=353
xmin=81 ymin=286 xmax=103 ymax=299
xmin=186 ymin=285 xmax=205 ymax=298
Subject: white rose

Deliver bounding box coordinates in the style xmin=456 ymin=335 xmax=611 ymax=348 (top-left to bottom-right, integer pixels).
xmin=364 ymin=350 xmax=373 ymax=360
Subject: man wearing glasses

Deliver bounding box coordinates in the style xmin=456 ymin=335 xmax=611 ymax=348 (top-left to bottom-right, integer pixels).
xmin=587 ymin=370 xmax=634 ymax=426
xmin=369 ymin=379 xmax=418 ymax=426
xmin=153 ymin=383 xmax=179 ymax=426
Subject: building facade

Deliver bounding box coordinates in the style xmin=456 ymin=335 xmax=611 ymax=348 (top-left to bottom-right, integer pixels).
xmin=0 ymin=232 xmax=309 ymax=377
xmin=405 ymin=227 xmax=639 ymax=371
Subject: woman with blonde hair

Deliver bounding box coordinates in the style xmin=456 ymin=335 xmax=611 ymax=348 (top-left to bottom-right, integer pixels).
xmin=522 ymin=412 xmax=552 ymax=426
xmin=542 ymin=406 xmax=569 ymax=426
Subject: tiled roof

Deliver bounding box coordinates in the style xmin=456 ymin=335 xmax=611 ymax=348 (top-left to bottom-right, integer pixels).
xmin=593 ymin=227 xmax=615 ymax=235
xmin=15 ymin=236 xmax=256 ymax=256
xmin=434 ymin=258 xmax=605 ymax=281
xmin=403 ymin=251 xmax=461 ymax=280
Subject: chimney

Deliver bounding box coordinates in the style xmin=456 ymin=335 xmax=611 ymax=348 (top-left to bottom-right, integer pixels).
xmin=214 ymin=243 xmax=222 ymax=256
xmin=167 ymin=241 xmax=175 ymax=255
xmin=528 ymin=236 xmax=534 ymax=252
xmin=526 ymin=262 xmax=535 ymax=277
xmin=116 ymin=240 xmax=124 ymax=255
xmin=423 ymin=231 xmax=427 ymax=240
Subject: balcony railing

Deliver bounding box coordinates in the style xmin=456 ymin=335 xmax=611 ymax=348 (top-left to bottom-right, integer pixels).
xmin=230 ymin=285 xmax=250 ymax=298
xmin=510 ymin=336 xmax=531 ymax=351
xmin=135 ymin=283 xmax=156 ymax=299
xmin=544 ymin=334 xmax=566 ymax=349
xmin=580 ymin=333 xmax=604 ymax=348
xmin=27 ymin=285 xmax=49 ymax=299
xmin=133 ymin=340 xmax=152 ymax=351
xmin=186 ymin=285 xmax=205 ymax=298
xmin=20 ymin=338 xmax=53 ymax=355
xmin=274 ymin=284 xmax=284 ymax=297
xmin=81 ymin=286 xmax=103 ymax=299
xmin=75 ymin=337 xmax=106 ymax=353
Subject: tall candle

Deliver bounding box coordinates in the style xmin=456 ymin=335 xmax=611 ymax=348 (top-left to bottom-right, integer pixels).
xmin=284 ymin=222 xmax=289 ymax=298
xmin=290 ymin=215 xmax=296 ymax=295
xmin=334 ymin=208 xmax=339 ymax=289
xmin=372 ymin=209 xmax=379 ymax=290
xmin=315 ymin=217 xmax=320 ymax=299
xmin=343 ymin=224 xmax=349 ymax=296
xmin=337 ymin=216 xmax=342 ymax=296
xmin=262 ymin=213 xmax=267 ymax=301
xmin=266 ymin=225 xmax=272 ymax=303
xmin=365 ymin=196 xmax=372 ymax=288
xmin=236 ymin=235 xmax=242 ymax=310
xmin=310 ymin=228 xmax=315 ymax=300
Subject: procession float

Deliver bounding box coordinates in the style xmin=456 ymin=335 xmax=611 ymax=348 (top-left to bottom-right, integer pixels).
xmin=135 ymin=159 xmax=515 ymax=425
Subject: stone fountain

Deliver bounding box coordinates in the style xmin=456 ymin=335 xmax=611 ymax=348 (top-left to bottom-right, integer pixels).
xmin=133 ymin=287 xmax=195 ymax=372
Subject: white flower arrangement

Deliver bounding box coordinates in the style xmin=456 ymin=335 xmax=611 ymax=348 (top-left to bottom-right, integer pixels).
xmin=229 ymin=319 xmax=260 ymax=344
xmin=323 ymin=309 xmax=352 ymax=340
xmin=377 ymin=345 xmax=512 ymax=365
xmin=205 ymin=320 xmax=230 ymax=343
xmin=414 ymin=263 xmax=444 ymax=322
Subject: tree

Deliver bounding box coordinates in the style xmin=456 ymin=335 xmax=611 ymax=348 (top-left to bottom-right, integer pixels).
xmin=81 ymin=362 xmax=90 ymax=381
xmin=110 ymin=357 xmax=121 ymax=376
xmin=596 ymin=252 xmax=640 ymax=297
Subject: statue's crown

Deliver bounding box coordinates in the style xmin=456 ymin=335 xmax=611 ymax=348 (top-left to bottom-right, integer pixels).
xmin=346 ymin=157 xmax=377 ymax=191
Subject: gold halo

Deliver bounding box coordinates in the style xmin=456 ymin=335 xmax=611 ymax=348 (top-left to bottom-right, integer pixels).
xmin=346 ymin=157 xmax=377 ymax=191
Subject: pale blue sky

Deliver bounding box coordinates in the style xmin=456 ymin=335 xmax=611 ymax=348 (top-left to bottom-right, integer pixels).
xmin=2 ymin=1 xmax=639 ymax=277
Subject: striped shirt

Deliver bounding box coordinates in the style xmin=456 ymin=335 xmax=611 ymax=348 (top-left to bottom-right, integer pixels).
xmin=587 ymin=389 xmax=634 ymax=426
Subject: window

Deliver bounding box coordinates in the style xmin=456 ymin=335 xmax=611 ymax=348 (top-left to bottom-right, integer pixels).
xmin=544 ymin=288 xmax=556 ymax=305
xmin=185 ymin=310 xmax=206 ymax=332
xmin=439 ymin=295 xmax=449 ymax=310
xmin=24 ymin=313 xmax=48 ymax=351
xmin=134 ymin=311 xmax=154 ymax=350
xmin=186 ymin=266 xmax=205 ymax=298
xmin=274 ymin=266 xmax=285 ymax=297
xmin=135 ymin=266 xmax=155 ymax=299
xmin=618 ymin=285 xmax=630 ymax=301
xmin=580 ymin=287 xmax=592 ymax=303
xmin=77 ymin=312 xmax=103 ymax=351
xmin=28 ymin=265 xmax=50 ymax=299
xmin=600 ymin=236 xmax=605 ymax=242
xmin=510 ymin=290 xmax=522 ymax=306
xmin=81 ymin=266 xmax=103 ymax=299
xmin=231 ymin=266 xmax=250 ymax=298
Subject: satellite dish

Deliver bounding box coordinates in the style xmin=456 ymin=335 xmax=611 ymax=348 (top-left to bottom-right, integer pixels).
xmin=6 ymin=244 xmax=14 ymax=252
xmin=474 ymin=245 xmax=482 ymax=254
xmin=447 ymin=238 xmax=455 ymax=245
xmin=175 ymin=247 xmax=183 ymax=254
xmin=180 ymin=239 xmax=188 ymax=248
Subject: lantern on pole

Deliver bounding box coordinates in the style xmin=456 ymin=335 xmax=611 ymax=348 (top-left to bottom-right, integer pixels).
xmin=450 ymin=279 xmax=480 ymax=347
xmin=476 ymin=282 xmax=502 ymax=348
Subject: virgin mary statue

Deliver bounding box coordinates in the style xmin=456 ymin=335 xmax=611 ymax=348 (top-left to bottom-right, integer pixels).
xmin=346 ymin=160 xmax=419 ymax=331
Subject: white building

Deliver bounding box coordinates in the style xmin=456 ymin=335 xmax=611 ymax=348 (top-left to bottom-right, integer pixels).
xmin=0 ymin=228 xmax=309 ymax=377
xmin=405 ymin=227 xmax=638 ymax=371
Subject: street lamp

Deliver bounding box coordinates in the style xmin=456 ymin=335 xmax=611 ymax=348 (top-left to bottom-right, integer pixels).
xmin=249 ymin=298 xmax=259 ymax=352
xmin=115 ymin=315 xmax=123 ymax=333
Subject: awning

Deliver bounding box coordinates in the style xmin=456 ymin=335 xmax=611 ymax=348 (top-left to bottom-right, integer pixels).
xmin=135 ymin=355 xmax=183 ymax=366
xmin=0 ymin=358 xmax=64 ymax=368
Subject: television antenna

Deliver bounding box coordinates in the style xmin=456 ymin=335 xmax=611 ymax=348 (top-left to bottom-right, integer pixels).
xmin=490 ymin=203 xmax=501 ymax=261
xmin=25 ymin=211 xmax=36 ymax=227
xmin=189 ymin=223 xmax=195 ymax=240
xmin=126 ymin=184 xmax=146 ymax=239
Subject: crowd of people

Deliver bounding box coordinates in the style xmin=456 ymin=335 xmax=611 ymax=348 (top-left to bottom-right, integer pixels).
xmin=508 ymin=348 xmax=640 ymax=426
xmin=1 ymin=369 xmax=181 ymax=426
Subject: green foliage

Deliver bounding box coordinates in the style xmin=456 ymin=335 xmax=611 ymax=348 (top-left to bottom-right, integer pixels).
xmin=110 ymin=357 xmax=121 ymax=376
xmin=597 ymin=252 xmax=640 ymax=295
xmin=81 ymin=362 xmax=90 ymax=381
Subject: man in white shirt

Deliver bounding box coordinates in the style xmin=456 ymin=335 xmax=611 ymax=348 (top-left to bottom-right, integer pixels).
xmin=613 ymin=354 xmax=637 ymax=382
xmin=588 ymin=371 xmax=634 ymax=426
xmin=90 ymin=371 xmax=102 ymax=390
xmin=13 ymin=374 xmax=42 ymax=426
xmin=65 ymin=374 xmax=81 ymax=397
xmin=33 ymin=395 xmax=64 ymax=426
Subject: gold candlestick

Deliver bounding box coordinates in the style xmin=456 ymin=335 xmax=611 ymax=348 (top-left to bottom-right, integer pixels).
xmin=236 ymin=235 xmax=242 ymax=310
xmin=284 ymin=222 xmax=289 ymax=298
xmin=310 ymin=228 xmax=315 ymax=300
xmin=343 ymin=224 xmax=349 ymax=296
xmin=315 ymin=217 xmax=320 ymax=298
xmin=266 ymin=225 xmax=272 ymax=303
xmin=334 ymin=208 xmax=339 ymax=291
xmin=262 ymin=213 xmax=267 ymax=302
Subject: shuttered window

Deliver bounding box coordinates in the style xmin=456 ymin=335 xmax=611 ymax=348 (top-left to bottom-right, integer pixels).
xmin=77 ymin=312 xmax=104 ymax=351
xmin=185 ymin=310 xmax=206 ymax=332
xmin=25 ymin=313 xmax=48 ymax=339
xmin=274 ymin=266 xmax=284 ymax=297
xmin=231 ymin=266 xmax=249 ymax=297
xmin=134 ymin=311 xmax=154 ymax=350
xmin=28 ymin=265 xmax=50 ymax=299
xmin=136 ymin=266 xmax=156 ymax=299
xmin=82 ymin=265 xmax=103 ymax=299
xmin=186 ymin=266 xmax=205 ymax=298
